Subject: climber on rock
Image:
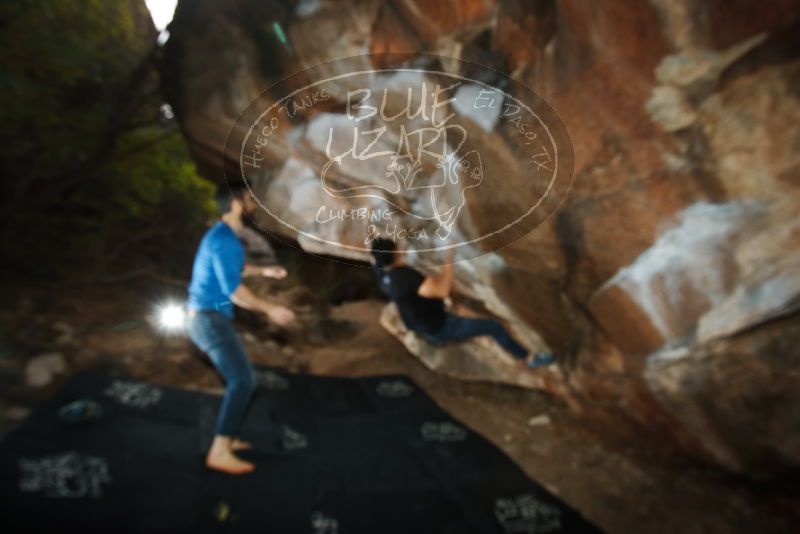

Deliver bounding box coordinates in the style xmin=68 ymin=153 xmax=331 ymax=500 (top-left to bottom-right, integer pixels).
xmin=186 ymin=185 xmax=295 ymax=475
xmin=370 ymin=238 xmax=555 ymax=370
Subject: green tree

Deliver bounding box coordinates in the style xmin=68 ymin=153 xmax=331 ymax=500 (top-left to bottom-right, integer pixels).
xmin=0 ymin=0 xmax=216 ymax=280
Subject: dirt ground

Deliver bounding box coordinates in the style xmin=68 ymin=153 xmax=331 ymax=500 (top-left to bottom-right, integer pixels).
xmin=1 ymin=282 xmax=799 ymax=533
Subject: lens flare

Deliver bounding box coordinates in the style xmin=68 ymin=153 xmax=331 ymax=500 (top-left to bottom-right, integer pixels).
xmin=156 ymin=303 xmax=186 ymax=332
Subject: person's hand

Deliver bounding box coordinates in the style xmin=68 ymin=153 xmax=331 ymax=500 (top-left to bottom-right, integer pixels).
xmin=265 ymin=304 xmax=295 ymax=326
xmin=261 ymin=266 xmax=287 ymax=279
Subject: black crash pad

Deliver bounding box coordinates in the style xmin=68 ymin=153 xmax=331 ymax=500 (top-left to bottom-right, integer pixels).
xmin=0 ymin=367 xmax=601 ymax=533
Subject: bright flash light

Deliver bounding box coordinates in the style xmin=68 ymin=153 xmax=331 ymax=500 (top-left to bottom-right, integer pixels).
xmin=156 ymin=303 xmax=186 ymax=332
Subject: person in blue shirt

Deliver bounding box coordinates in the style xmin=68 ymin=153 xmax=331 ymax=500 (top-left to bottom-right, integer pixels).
xmin=187 ymin=186 xmax=295 ymax=475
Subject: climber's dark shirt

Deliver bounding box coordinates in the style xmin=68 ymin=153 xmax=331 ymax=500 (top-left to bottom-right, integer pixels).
xmin=374 ymin=266 xmax=446 ymax=335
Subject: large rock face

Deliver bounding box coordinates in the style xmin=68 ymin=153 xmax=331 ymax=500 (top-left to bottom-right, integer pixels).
xmin=162 ymin=0 xmax=800 ymax=477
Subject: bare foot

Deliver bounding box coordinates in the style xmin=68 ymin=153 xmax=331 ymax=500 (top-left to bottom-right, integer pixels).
xmin=206 ymin=436 xmax=255 ymax=475
xmin=231 ymin=439 xmax=253 ymax=451
xmin=206 ymin=449 xmax=255 ymax=475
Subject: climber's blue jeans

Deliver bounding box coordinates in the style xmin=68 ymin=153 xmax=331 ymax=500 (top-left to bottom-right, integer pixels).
xmin=186 ymin=309 xmax=256 ymax=438
xmin=421 ymin=313 xmax=528 ymax=359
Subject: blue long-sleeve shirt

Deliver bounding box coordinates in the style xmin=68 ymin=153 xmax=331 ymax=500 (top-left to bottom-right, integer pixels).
xmin=187 ymin=222 xmax=244 ymax=318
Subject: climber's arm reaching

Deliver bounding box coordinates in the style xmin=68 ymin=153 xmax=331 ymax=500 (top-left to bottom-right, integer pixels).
xmin=418 ymin=249 xmax=456 ymax=299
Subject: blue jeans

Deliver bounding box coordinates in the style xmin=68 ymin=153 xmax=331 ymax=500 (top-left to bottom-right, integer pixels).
xmin=186 ymin=310 xmax=256 ymax=437
xmin=421 ymin=313 xmax=528 ymax=359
